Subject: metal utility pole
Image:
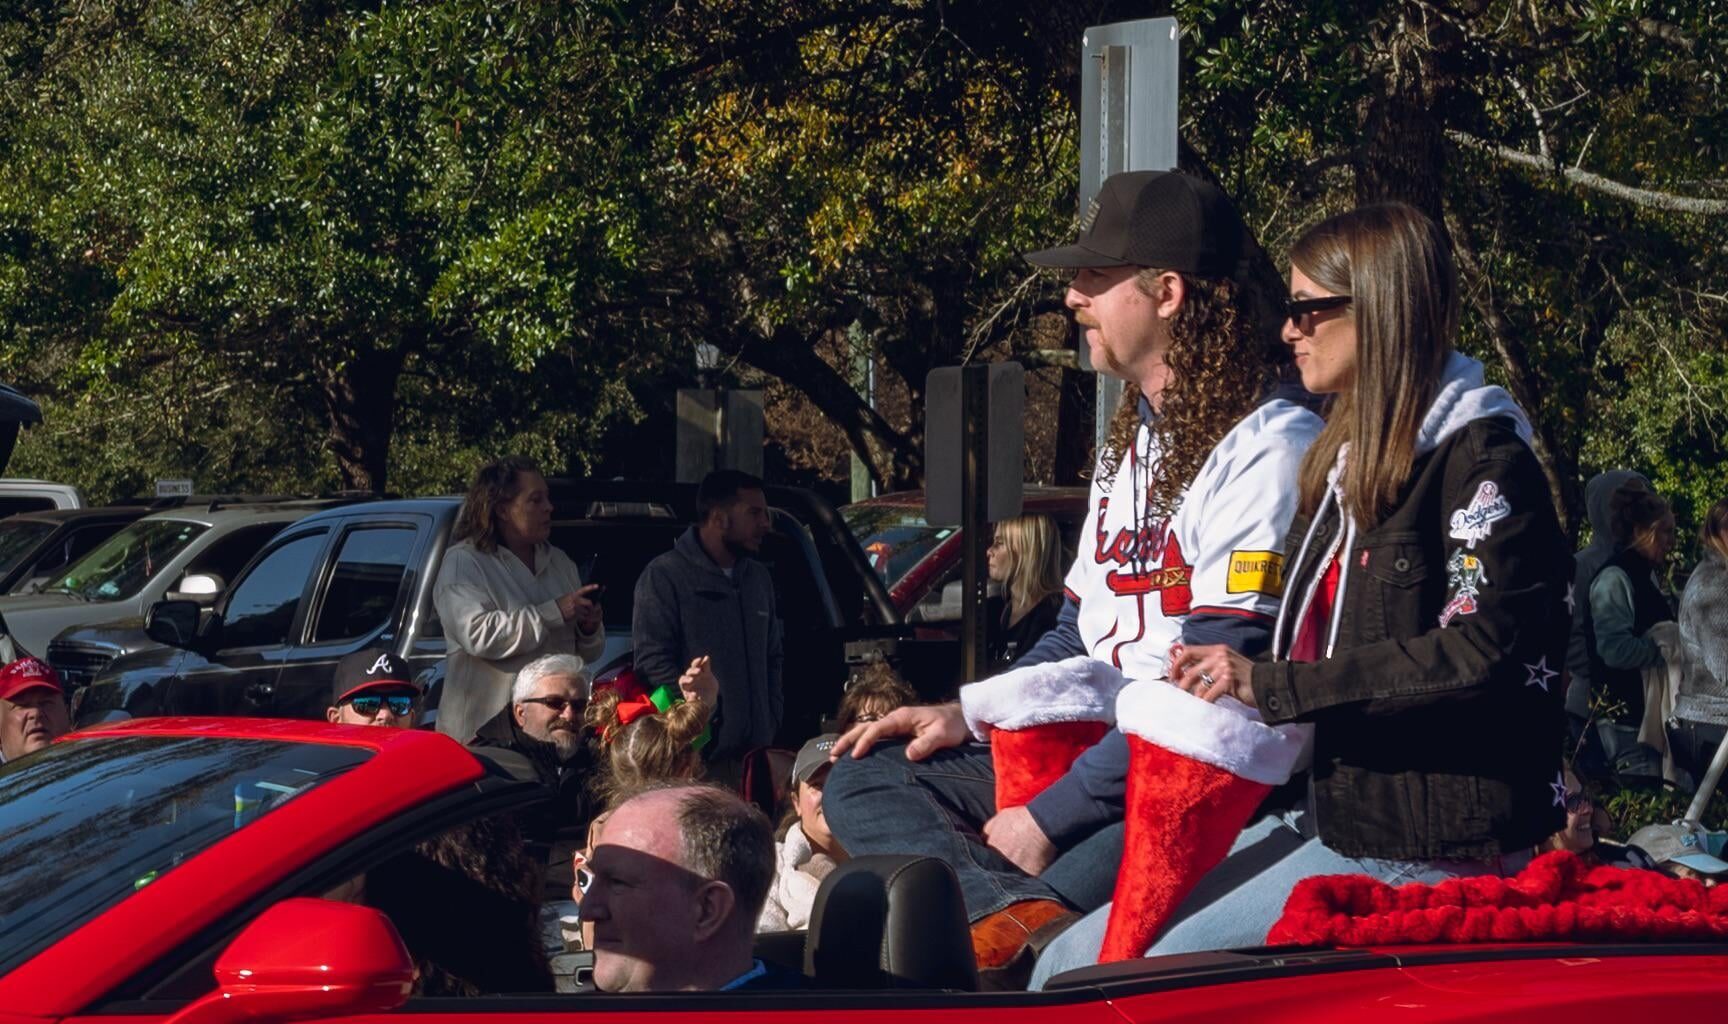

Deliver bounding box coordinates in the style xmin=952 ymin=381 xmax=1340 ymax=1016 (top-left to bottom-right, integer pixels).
xmin=1079 ymin=19 xmax=1180 ymax=450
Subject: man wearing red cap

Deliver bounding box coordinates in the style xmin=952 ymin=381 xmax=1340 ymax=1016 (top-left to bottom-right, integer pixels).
xmin=0 ymin=656 xmax=71 ymax=762
xmin=326 ymin=648 xmax=423 ymax=728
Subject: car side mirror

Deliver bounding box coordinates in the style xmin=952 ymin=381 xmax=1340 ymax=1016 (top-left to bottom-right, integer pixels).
xmin=145 ymin=600 xmax=204 ymax=648
xmin=162 ymin=898 xmax=414 ymax=1024
xmin=166 ymin=571 xmax=225 ymax=606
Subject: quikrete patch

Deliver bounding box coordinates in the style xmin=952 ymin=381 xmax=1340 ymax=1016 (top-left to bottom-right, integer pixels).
xmin=1226 ymin=550 xmax=1284 ymax=595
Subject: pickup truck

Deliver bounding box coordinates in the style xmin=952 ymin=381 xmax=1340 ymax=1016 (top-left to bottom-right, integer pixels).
xmin=69 ymin=481 xmax=904 ymax=744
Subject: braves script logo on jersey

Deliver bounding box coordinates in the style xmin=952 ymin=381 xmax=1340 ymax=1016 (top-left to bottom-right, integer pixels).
xmin=1448 ymin=481 xmax=1511 ymax=550
xmin=1094 ymin=497 xmax=1193 ymax=616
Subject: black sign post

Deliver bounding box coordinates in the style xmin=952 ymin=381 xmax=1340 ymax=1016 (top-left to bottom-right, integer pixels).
xmin=927 ymin=363 xmax=1024 ymax=684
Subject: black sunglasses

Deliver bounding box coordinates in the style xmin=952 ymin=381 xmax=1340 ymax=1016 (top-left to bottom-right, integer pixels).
xmin=520 ymin=695 xmax=587 ymax=715
xmin=1284 ymin=294 xmax=1353 ymax=324
xmin=343 ymin=693 xmax=417 ymax=717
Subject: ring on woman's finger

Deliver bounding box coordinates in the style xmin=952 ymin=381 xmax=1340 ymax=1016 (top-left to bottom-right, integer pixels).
xmin=1200 ymin=671 xmax=1216 ymax=687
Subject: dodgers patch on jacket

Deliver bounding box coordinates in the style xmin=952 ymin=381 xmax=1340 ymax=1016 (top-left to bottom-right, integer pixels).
xmin=1449 ymin=481 xmax=1511 ymax=549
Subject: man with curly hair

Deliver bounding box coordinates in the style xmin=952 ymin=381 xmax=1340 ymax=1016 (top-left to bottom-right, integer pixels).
xmin=823 ymin=170 xmax=1321 ymax=986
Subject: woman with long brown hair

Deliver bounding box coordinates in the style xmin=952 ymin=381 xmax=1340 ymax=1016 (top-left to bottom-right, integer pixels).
xmin=433 ymin=455 xmax=606 ymax=742
xmin=1035 ymin=202 xmax=1574 ymax=976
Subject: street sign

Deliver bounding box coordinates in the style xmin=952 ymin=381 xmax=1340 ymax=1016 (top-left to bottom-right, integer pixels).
xmin=155 ymin=478 xmax=194 ymax=498
xmin=1079 ymin=18 xmax=1180 ymax=447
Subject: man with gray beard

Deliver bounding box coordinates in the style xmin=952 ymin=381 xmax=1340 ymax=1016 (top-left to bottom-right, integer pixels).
xmin=474 ymin=654 xmax=599 ymax=829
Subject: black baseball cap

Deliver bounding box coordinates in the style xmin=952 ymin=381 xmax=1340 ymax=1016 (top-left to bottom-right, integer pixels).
xmin=1025 ymin=170 xmax=1249 ymax=277
xmin=332 ymin=649 xmax=419 ymax=705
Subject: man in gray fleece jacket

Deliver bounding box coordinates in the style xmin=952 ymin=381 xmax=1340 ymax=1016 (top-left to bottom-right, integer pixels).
xmin=632 ymin=471 xmax=784 ymax=765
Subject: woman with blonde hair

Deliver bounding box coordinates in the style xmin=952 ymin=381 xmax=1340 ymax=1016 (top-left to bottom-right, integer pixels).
xmin=433 ymin=455 xmax=606 ymax=743
xmin=984 ymin=514 xmax=1066 ymax=671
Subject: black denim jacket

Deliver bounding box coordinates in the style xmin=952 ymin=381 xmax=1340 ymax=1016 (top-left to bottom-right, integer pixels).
xmin=1252 ymin=418 xmax=1571 ymax=861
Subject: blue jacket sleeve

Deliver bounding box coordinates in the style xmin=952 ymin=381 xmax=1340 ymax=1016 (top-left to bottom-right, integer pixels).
xmin=1183 ymin=610 xmax=1275 ymax=657
xmin=1011 ymin=594 xmax=1085 ymax=667
xmin=1025 ymin=728 xmax=1126 ymax=848
xmin=1020 ymin=609 xmax=1271 ymax=850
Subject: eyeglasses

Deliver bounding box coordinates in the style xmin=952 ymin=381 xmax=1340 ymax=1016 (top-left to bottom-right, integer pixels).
xmin=520 ymin=695 xmax=587 ymax=716
xmin=343 ymin=694 xmax=417 ymax=717
xmin=1284 ymin=294 xmax=1352 ymax=328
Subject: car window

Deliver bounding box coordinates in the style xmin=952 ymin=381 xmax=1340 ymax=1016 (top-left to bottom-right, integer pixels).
xmin=0 ymin=496 xmax=57 ymax=516
xmin=43 ymin=519 xmax=209 ymax=601
xmin=185 ymin=522 xmax=292 ymax=586
xmin=221 ymin=531 xmax=327 ymax=649
xmin=18 ymin=521 xmax=131 ymax=587
xmin=0 ymin=518 xmax=54 ymax=575
xmin=311 ymin=526 xmax=417 ymax=644
xmin=842 ymin=505 xmax=956 ymax=587
xmin=0 ymin=736 xmax=369 ymax=976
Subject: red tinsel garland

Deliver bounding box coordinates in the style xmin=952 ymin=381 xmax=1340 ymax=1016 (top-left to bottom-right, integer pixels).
xmin=1268 ymin=850 xmax=1728 ymax=947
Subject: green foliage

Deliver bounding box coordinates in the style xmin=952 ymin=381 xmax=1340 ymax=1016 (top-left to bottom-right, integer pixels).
xmin=0 ymin=0 xmax=1722 ymax=513
xmin=1601 ymin=784 xmax=1728 ymax=836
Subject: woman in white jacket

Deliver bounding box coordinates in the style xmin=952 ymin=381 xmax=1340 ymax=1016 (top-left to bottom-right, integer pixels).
xmin=758 ymin=734 xmax=849 ymax=932
xmin=434 ymin=457 xmax=605 ymax=742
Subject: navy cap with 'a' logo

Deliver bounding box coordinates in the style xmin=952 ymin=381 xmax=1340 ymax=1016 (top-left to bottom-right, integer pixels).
xmin=332 ymin=648 xmax=419 ymax=704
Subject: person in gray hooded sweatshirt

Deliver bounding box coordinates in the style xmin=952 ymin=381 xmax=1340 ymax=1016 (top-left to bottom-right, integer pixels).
xmin=1032 ymin=202 xmax=1570 ymax=982
xmin=632 ymin=470 xmax=783 ymax=770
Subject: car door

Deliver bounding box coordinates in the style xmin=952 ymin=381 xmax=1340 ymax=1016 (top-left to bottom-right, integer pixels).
xmin=155 ymin=528 xmax=332 ymax=717
xmin=270 ymin=518 xmax=427 ymax=719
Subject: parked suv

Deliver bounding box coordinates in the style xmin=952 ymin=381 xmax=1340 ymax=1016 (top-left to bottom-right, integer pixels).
xmin=73 ymin=480 xmax=904 ymax=745
xmin=11 ymin=498 xmax=355 ymax=681
xmin=69 ymin=498 xmax=458 ymax=723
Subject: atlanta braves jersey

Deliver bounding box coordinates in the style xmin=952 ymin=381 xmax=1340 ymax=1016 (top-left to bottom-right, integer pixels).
xmin=1068 ymin=397 xmax=1322 ymax=683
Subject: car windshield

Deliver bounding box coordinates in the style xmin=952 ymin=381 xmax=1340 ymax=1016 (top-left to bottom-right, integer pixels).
xmin=841 ymin=504 xmax=956 ymax=586
xmin=41 ymin=519 xmax=208 ymax=601
xmin=0 ymin=518 xmax=54 ymax=576
xmin=0 ymin=735 xmax=369 ymax=975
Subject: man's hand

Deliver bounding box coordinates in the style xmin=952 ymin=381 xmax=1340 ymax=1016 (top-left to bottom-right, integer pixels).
xmin=832 ymin=702 xmax=969 ymax=762
xmin=561 ymin=584 xmax=604 ymax=634
xmin=1170 ymin=643 xmax=1256 ymax=707
xmin=983 ymin=805 xmax=1057 ymax=876
xmin=678 ymin=655 xmax=719 ymax=706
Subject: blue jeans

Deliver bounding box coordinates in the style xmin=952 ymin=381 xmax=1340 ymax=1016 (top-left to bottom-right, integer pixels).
xmin=1029 ymin=810 xmax=1532 ymax=989
xmin=824 ymin=740 xmax=1124 ymax=921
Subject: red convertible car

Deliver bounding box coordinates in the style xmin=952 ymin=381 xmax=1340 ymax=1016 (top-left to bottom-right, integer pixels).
xmin=3 ymin=718 xmax=1728 ymax=1024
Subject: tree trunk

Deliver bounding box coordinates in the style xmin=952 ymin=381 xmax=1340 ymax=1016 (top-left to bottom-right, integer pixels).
xmin=1354 ymin=12 xmax=1447 ymax=223
xmin=318 ymin=344 xmax=406 ymax=494
xmin=1450 ymin=234 xmax=1583 ymax=534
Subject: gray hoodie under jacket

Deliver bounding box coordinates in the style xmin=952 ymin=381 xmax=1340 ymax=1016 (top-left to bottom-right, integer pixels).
xmin=631 ymin=526 xmax=784 ymax=760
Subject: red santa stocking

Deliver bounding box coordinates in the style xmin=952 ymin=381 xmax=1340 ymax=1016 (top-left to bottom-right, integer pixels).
xmin=1099 ymin=682 xmax=1311 ymax=962
xmin=959 ymin=656 xmax=1127 ymax=809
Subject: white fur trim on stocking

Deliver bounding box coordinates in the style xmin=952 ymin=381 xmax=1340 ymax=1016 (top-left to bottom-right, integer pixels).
xmin=1114 ymin=680 xmax=1313 ymax=786
xmin=960 ymin=655 xmax=1128 ymax=741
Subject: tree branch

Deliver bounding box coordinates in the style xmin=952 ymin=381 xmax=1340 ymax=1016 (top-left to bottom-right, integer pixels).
xmin=1448 ymin=131 xmax=1728 ymax=215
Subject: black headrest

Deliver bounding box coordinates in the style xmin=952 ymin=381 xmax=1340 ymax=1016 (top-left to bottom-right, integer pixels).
xmin=804 ymin=855 xmax=978 ymax=991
